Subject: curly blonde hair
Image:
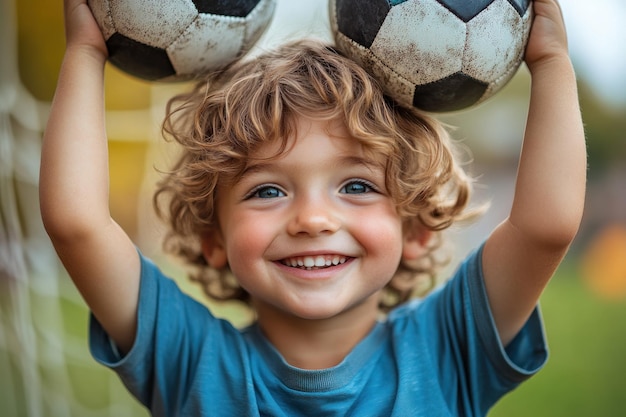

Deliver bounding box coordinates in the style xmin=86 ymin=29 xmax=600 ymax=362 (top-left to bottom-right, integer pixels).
xmin=154 ymin=40 xmax=474 ymax=312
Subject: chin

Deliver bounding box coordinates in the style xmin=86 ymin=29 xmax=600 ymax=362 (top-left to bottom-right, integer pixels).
xmin=287 ymin=297 xmax=375 ymax=322
xmin=291 ymin=305 xmax=345 ymax=321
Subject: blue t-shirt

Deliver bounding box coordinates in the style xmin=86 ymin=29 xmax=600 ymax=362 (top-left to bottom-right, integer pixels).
xmin=90 ymin=245 xmax=547 ymax=416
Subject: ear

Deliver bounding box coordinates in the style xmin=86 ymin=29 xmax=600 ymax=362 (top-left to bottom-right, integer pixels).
xmin=402 ymin=223 xmax=433 ymax=261
xmin=201 ymin=230 xmax=228 ymax=269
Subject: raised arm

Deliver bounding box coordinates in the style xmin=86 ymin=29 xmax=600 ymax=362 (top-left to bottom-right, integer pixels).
xmin=40 ymin=0 xmax=140 ymax=353
xmin=482 ymin=0 xmax=587 ymax=345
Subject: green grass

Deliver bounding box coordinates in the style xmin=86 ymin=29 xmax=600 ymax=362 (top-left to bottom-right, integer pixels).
xmin=490 ymin=263 xmax=626 ymax=416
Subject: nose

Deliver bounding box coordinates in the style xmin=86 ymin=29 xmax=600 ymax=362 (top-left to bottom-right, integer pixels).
xmin=286 ymin=194 xmax=341 ymax=237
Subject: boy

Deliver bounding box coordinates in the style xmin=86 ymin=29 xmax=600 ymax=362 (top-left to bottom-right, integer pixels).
xmin=40 ymin=0 xmax=586 ymax=415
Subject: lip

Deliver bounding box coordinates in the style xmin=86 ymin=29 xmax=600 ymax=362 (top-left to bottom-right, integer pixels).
xmin=272 ymin=256 xmax=354 ymax=280
xmin=280 ymin=254 xmax=350 ymax=269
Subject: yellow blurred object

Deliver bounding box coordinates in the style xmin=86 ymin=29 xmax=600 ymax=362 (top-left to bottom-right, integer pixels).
xmin=16 ymin=0 xmax=64 ymax=100
xmin=581 ymin=224 xmax=626 ymax=300
xmin=105 ymin=64 xmax=153 ymax=110
xmin=109 ymin=140 xmax=150 ymax=240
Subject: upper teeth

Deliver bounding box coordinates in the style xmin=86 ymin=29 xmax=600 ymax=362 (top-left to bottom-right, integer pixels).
xmin=283 ymin=255 xmax=347 ymax=269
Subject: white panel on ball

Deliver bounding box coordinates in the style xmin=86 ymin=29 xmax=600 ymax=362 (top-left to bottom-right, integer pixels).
xmin=464 ymin=0 xmax=527 ymax=82
xmin=88 ymin=0 xmax=116 ymax=39
xmin=241 ymin=0 xmax=277 ymax=52
xmin=110 ymin=0 xmax=198 ymax=48
xmin=168 ymin=15 xmax=246 ymax=76
xmin=370 ymin=0 xmax=466 ymax=85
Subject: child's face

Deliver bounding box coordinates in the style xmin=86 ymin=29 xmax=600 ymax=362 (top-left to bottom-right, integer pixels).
xmin=206 ymin=117 xmax=414 ymax=322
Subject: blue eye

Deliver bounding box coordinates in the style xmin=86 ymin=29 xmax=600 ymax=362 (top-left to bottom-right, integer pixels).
xmin=251 ymin=186 xmax=284 ymax=199
xmin=341 ymin=181 xmax=372 ymax=194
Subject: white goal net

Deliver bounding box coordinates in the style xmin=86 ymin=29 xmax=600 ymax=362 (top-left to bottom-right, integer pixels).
xmin=0 ymin=1 xmax=148 ymax=415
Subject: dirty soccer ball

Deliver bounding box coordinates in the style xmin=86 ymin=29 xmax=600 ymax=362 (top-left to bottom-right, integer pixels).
xmin=87 ymin=0 xmax=276 ymax=81
xmin=329 ymin=0 xmax=533 ymax=112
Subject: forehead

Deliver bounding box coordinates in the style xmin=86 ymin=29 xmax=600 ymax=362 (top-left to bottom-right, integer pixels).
xmin=249 ymin=117 xmax=385 ymax=167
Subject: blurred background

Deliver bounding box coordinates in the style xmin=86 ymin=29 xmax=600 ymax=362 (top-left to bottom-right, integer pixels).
xmin=1 ymin=0 xmax=625 ymax=416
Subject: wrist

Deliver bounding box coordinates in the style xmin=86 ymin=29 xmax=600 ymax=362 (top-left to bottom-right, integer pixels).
xmin=64 ymin=43 xmax=108 ymax=67
xmin=527 ymin=54 xmax=575 ymax=81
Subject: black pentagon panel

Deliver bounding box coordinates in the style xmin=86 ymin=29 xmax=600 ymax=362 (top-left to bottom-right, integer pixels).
xmin=506 ymin=0 xmax=531 ymax=17
xmin=193 ymin=0 xmax=260 ymax=17
xmin=435 ymin=0 xmax=494 ymax=22
xmin=412 ymin=72 xmax=488 ymax=112
xmin=106 ymin=33 xmax=175 ymax=81
xmin=334 ymin=0 xmax=391 ymax=48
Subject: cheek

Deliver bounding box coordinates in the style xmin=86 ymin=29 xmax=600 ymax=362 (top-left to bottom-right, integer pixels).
xmin=222 ymin=220 xmax=265 ymax=291
xmin=352 ymin=206 xmax=404 ymax=261
xmin=363 ymin=222 xmax=403 ymax=255
xmin=222 ymin=215 xmax=275 ymax=265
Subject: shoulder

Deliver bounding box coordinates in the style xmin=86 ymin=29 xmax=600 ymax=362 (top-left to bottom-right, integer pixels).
xmin=386 ymin=242 xmax=547 ymax=381
xmin=92 ymin=251 xmax=240 ymax=363
xmin=388 ymin=243 xmax=485 ymax=324
xmin=90 ymin=251 xmax=249 ymax=413
xmin=132 ymin=252 xmax=208 ymax=320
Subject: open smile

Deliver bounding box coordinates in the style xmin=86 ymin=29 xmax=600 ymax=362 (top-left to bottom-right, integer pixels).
xmin=280 ymin=255 xmax=350 ymax=270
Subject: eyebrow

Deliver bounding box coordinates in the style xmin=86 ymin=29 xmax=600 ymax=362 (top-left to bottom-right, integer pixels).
xmin=339 ymin=155 xmax=386 ymax=172
xmin=240 ymin=155 xmax=385 ymax=178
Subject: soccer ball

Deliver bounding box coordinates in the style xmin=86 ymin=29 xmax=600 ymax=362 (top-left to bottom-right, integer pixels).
xmin=87 ymin=0 xmax=276 ymax=81
xmin=329 ymin=0 xmax=533 ymax=112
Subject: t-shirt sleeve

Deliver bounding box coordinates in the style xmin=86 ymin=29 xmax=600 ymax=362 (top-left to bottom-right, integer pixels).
xmin=465 ymin=244 xmax=547 ymax=380
xmin=461 ymin=243 xmax=548 ymax=408
xmin=88 ymin=251 xmax=241 ymax=415
xmin=396 ymin=243 xmax=548 ymax=414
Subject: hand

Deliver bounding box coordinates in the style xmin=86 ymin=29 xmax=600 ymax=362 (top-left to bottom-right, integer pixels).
xmin=64 ymin=0 xmax=108 ymax=59
xmin=524 ymin=0 xmax=569 ymax=72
